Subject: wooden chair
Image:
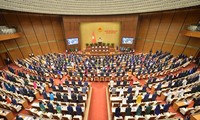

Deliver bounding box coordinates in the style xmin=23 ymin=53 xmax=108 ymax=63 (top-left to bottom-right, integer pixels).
xmin=105 ymin=77 xmax=110 ymax=82
xmin=94 ymin=77 xmax=99 ymax=82
xmin=100 ymin=77 xmax=104 ymax=82
xmin=62 ymin=114 xmax=72 ymax=120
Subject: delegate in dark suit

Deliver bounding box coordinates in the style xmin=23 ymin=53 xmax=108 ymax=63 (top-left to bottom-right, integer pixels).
xmin=115 ymin=106 xmax=121 ymax=117
xmin=76 ymin=105 xmax=82 ymax=115
xmin=67 ymin=105 xmax=74 ymax=115
xmin=125 ymin=105 xmax=131 ymax=116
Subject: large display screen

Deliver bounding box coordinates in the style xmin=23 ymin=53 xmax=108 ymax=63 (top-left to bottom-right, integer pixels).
xmin=122 ymin=37 xmax=134 ymax=44
xmin=67 ymin=38 xmax=78 ymax=45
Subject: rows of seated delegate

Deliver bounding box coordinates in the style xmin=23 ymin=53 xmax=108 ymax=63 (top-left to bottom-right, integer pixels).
xmin=108 ymin=53 xmax=198 ymax=120
xmin=134 ymin=52 xmax=192 ymax=80
xmin=27 ymin=79 xmax=90 ymax=119
xmin=156 ymin=73 xmax=200 ymax=101
xmin=145 ymin=64 xmax=200 ymax=118
xmin=1 ymin=60 xmax=91 ymax=119
xmin=146 ymin=67 xmax=199 ymax=89
xmin=0 ymin=70 xmax=37 ymax=101
xmin=15 ymin=51 xmax=186 ymax=80
xmin=0 ymin=69 xmax=39 ymax=119
xmin=108 ymin=80 xmax=179 ymax=120
xmin=149 ymin=66 xmax=199 ymax=93
xmin=2 ymin=68 xmax=46 ymax=94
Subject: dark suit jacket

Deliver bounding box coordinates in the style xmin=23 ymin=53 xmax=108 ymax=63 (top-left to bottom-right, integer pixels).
xmin=42 ymin=91 xmax=48 ymax=99
xmin=63 ymin=94 xmax=68 ymax=102
xmin=115 ymin=107 xmax=121 ymax=117
xmin=127 ymin=87 xmax=132 ymax=93
xmin=154 ymin=105 xmax=161 ymax=115
xmin=58 ymin=85 xmax=63 ymax=91
xmin=76 ymin=106 xmax=82 ymax=115
xmin=74 ymin=87 xmax=78 ymax=93
xmin=163 ymin=103 xmax=170 ymax=112
xmin=78 ymin=94 xmax=83 ymax=102
xmin=71 ymin=93 xmax=77 ymax=102
xmin=56 ymin=93 xmax=62 ymax=101
xmin=125 ymin=107 xmax=131 ymax=116
xmin=145 ymin=106 xmax=152 ymax=114
xmin=47 ymin=102 xmax=54 ymax=113
xmin=67 ymin=105 xmax=73 ymax=115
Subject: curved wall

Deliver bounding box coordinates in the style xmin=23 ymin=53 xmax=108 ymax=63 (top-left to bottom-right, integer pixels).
xmin=135 ymin=7 xmax=200 ymax=57
xmin=0 ymin=12 xmax=65 ymax=66
xmin=0 ymin=6 xmax=200 ymax=67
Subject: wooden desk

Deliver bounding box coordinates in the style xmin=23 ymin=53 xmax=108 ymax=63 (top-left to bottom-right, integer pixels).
xmin=190 ymin=113 xmax=200 ymax=120
xmin=172 ymin=101 xmax=188 ymax=111
xmin=160 ymin=92 xmax=167 ymax=101
xmin=0 ymin=108 xmax=14 ymax=120
xmin=21 ymin=100 xmax=29 ymax=108
xmin=35 ymin=92 xmax=40 ymax=99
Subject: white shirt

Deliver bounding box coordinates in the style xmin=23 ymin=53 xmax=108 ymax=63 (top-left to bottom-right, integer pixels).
xmin=182 ymin=79 xmax=187 ymax=86
xmin=122 ymin=97 xmax=127 ymax=104
xmin=110 ymin=80 xmax=114 ymax=88
xmin=119 ymin=88 xmax=124 ymax=96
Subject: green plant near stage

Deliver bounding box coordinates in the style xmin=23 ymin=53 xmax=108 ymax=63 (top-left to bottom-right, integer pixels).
xmin=90 ymin=43 xmax=94 ymax=46
xmin=111 ymin=43 xmax=114 ymax=47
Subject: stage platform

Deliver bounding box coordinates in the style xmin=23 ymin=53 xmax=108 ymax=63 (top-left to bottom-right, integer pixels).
xmin=73 ymin=51 xmax=134 ymax=56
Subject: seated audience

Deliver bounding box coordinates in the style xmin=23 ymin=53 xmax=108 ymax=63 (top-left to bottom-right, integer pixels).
xmin=145 ymin=103 xmax=152 ymax=114
xmin=125 ymin=104 xmax=131 ymax=116
xmin=39 ymin=101 xmax=46 ymax=112
xmin=56 ymin=103 xmax=62 ymax=113
xmin=76 ymin=104 xmax=82 ymax=115
xmin=115 ymin=105 xmax=121 ymax=117
xmin=135 ymin=105 xmax=142 ymax=115
xmin=67 ymin=104 xmax=74 ymax=115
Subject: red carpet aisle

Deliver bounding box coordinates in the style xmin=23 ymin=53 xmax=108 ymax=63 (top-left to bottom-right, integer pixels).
xmin=88 ymin=82 xmax=108 ymax=120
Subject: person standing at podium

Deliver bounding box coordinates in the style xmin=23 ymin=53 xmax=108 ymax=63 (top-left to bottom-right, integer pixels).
xmin=98 ymin=37 xmax=103 ymax=45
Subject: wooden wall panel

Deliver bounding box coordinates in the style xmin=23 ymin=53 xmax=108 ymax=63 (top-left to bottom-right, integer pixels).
xmin=49 ymin=42 xmax=59 ymax=53
xmin=136 ymin=7 xmax=200 ymax=57
xmin=146 ymin=14 xmax=161 ymax=41
xmin=3 ymin=14 xmax=29 ymax=46
xmin=171 ymin=45 xmax=185 ymax=56
xmin=152 ymin=42 xmax=162 ymax=53
xmin=162 ymin=44 xmax=173 ymax=52
xmin=20 ymin=46 xmax=32 ymax=58
xmin=165 ymin=11 xmax=188 ymax=43
xmin=41 ymin=16 xmax=55 ymax=41
xmin=40 ymin=44 xmax=51 ymax=54
xmin=183 ymin=47 xmax=198 ymax=57
xmin=143 ymin=42 xmax=153 ymax=53
xmin=51 ymin=17 xmax=64 ymax=39
xmin=0 ymin=43 xmax=6 ymax=52
xmin=31 ymin=45 xmax=42 ymax=55
xmin=0 ymin=58 xmax=4 ymax=68
xmin=30 ymin=15 xmax=48 ymax=42
xmin=175 ymin=10 xmax=199 ymax=45
xmin=137 ymin=15 xmax=151 ymax=40
xmin=155 ymin=12 xmax=174 ymax=42
xmin=18 ymin=14 xmax=38 ymax=44
xmin=3 ymin=39 xmax=18 ymax=49
xmin=9 ymin=49 xmax=23 ymax=60
xmin=57 ymin=41 xmax=66 ymax=53
xmin=187 ymin=37 xmax=200 ymax=48
xmin=135 ymin=40 xmax=145 ymax=52
xmin=0 ymin=12 xmax=64 ymax=62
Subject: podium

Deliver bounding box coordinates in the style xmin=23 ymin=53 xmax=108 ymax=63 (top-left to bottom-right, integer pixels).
xmin=85 ymin=44 xmax=115 ymax=55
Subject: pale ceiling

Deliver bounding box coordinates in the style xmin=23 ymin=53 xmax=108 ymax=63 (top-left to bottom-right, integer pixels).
xmin=0 ymin=0 xmax=200 ymax=15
